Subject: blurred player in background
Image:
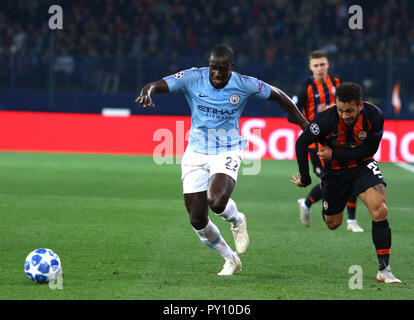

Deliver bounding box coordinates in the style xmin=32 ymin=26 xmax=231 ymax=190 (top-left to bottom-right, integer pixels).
xmin=136 ymin=44 xmax=308 ymax=276
xmin=289 ymin=50 xmax=363 ymax=232
xmin=291 ymin=83 xmax=401 ymax=283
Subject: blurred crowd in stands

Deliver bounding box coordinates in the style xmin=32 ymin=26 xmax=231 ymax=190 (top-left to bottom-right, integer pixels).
xmin=1 ymin=0 xmax=413 ymax=95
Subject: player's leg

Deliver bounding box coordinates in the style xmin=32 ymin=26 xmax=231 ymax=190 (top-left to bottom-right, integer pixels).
xmin=323 ymin=211 xmax=344 ymax=230
xmin=181 ymin=148 xmax=240 ymax=275
xmin=358 ymin=184 xmax=392 ymax=268
xmin=207 ymin=150 xmax=241 ymax=217
xmin=346 ymin=194 xmax=357 ymax=220
xmin=321 ymin=170 xmax=352 ymax=230
xmin=204 ymin=173 xmax=243 ymax=275
xmin=298 ymin=183 xmax=321 ymax=226
xmin=207 ymin=173 xmax=235 ymax=215
xmin=184 ymin=192 xmax=237 ymax=260
xmin=346 ymin=194 xmax=364 ymax=232
xmin=184 ymin=191 xmax=209 ymax=230
xmin=356 ymin=160 xmax=400 ymax=283
xmin=208 ymin=173 xmax=242 ymax=225
xmin=208 ymin=151 xmax=249 ymax=254
xmin=208 ymin=173 xmax=248 ymax=253
xmin=298 ymin=148 xmax=323 ymax=226
xmin=184 ymin=191 xmax=240 ymax=275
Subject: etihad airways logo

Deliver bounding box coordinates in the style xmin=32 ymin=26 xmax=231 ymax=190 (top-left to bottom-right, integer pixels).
xmin=197 ymin=105 xmax=239 ymax=119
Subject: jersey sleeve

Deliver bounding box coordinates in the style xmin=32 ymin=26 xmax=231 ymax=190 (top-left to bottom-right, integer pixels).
xmin=295 ymin=120 xmax=324 ymax=186
xmin=295 ymin=113 xmax=332 ymax=185
xmin=241 ymin=75 xmax=271 ymax=99
xmin=162 ymin=68 xmax=200 ymax=94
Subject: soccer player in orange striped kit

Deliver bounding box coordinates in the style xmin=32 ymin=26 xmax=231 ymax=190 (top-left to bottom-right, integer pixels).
xmin=289 ymin=50 xmax=362 ymax=232
xmin=291 ymin=82 xmax=401 ymax=283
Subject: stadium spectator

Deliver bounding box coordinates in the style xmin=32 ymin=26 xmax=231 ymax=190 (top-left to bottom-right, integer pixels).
xmin=1 ymin=0 xmax=413 ymax=95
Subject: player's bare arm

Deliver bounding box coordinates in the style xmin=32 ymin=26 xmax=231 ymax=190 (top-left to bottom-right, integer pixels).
xmin=268 ymin=86 xmax=309 ymax=130
xmin=135 ymin=79 xmax=169 ymax=107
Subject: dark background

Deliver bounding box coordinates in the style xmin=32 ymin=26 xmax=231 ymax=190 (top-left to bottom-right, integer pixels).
xmin=1 ymin=0 xmax=413 ymax=118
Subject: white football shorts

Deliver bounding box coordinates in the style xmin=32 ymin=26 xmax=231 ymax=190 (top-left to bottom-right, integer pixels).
xmin=181 ymin=147 xmax=243 ymax=194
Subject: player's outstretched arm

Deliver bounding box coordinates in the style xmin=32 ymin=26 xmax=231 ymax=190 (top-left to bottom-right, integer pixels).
xmin=293 ymin=126 xmax=317 ymax=187
xmin=135 ymin=79 xmax=169 ymax=108
xmin=268 ymin=86 xmax=309 ymax=129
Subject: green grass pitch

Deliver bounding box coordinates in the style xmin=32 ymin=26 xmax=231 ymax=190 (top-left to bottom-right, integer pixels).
xmin=0 ymin=152 xmax=413 ymax=300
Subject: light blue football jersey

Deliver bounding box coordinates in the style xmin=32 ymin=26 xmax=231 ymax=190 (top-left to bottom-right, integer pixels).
xmin=163 ymin=67 xmax=271 ymax=154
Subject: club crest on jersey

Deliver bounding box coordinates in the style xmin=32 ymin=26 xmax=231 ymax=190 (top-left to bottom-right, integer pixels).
xmin=229 ymin=94 xmax=240 ymax=105
xmin=323 ymin=201 xmax=329 ymax=210
xmin=358 ymin=130 xmax=367 ymax=140
xmin=173 ymin=71 xmax=184 ymax=79
xmin=310 ymin=123 xmax=320 ymax=135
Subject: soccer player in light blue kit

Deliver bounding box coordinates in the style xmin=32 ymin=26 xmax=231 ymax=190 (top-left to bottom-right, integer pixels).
xmin=136 ymin=44 xmax=308 ymax=275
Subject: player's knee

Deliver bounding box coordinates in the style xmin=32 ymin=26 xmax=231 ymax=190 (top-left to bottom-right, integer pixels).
xmin=371 ymin=201 xmax=388 ymax=221
xmin=209 ymin=201 xmax=226 ymax=215
xmin=207 ymin=195 xmax=228 ymax=214
xmin=189 ymin=214 xmax=209 ymax=230
xmin=324 ymin=215 xmax=342 ymax=230
xmin=326 ymin=221 xmax=341 ymax=230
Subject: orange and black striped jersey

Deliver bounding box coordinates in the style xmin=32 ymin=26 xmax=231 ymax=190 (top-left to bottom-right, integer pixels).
xmin=294 ymin=75 xmax=341 ymax=121
xmin=295 ymin=101 xmax=384 ymax=185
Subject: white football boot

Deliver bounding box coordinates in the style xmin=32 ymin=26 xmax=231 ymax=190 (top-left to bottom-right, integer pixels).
xmin=346 ymin=219 xmax=364 ymax=232
xmin=217 ymin=252 xmax=242 ymax=276
xmin=230 ymin=212 xmax=249 ymax=254
xmin=376 ymin=265 xmax=401 ymax=283
xmin=298 ymin=198 xmax=311 ymax=226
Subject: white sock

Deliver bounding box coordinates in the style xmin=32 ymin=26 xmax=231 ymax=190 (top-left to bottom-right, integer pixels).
xmin=216 ymin=198 xmax=243 ymax=226
xmin=194 ymin=219 xmax=236 ymax=259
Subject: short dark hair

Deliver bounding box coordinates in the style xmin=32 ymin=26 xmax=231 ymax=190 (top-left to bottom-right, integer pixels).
xmin=209 ymin=44 xmax=234 ymax=63
xmin=336 ymin=82 xmax=362 ymax=105
xmin=309 ymin=50 xmax=327 ymax=61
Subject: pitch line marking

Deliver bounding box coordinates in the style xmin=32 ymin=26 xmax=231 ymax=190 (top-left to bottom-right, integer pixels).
xmin=394 ymin=162 xmax=414 ymax=174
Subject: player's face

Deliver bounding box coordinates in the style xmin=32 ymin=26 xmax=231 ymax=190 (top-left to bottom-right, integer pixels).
xmin=309 ymin=57 xmax=329 ymax=82
xmin=336 ymin=100 xmax=363 ymax=127
xmin=209 ymin=58 xmax=233 ymax=89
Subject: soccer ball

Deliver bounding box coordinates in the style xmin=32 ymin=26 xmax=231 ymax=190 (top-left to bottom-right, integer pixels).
xmin=24 ymin=248 xmax=62 ymax=283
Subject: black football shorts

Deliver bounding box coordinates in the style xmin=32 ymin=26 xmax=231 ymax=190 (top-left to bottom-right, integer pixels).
xmin=321 ymin=159 xmax=386 ymax=216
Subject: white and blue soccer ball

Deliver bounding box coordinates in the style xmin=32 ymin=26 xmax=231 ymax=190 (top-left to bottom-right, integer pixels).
xmin=24 ymin=248 xmax=62 ymax=283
